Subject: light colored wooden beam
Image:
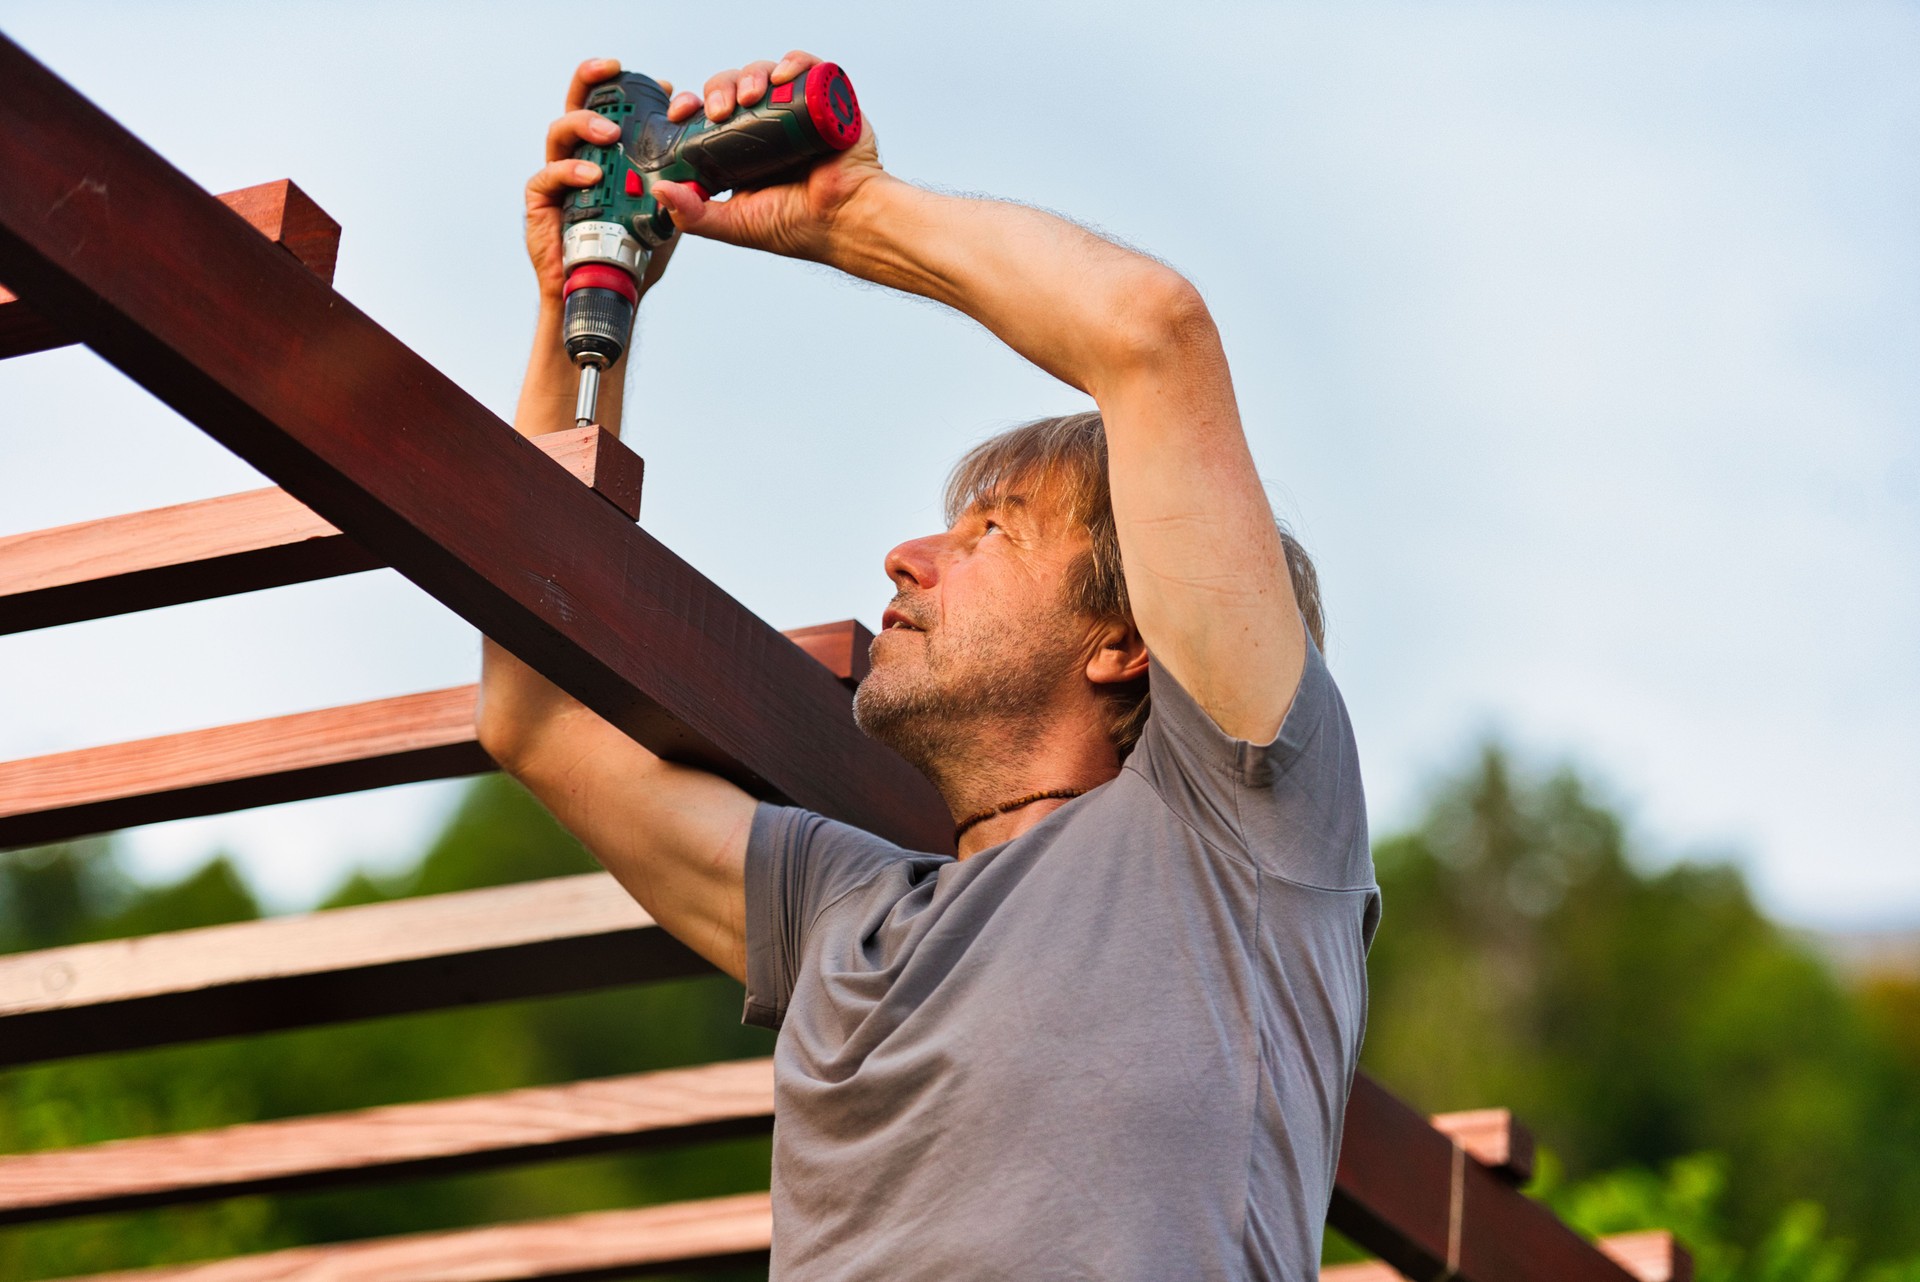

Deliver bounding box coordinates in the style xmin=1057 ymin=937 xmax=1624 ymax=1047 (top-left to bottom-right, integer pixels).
xmin=0 ymin=620 xmax=869 ymax=851
xmin=0 ymin=872 xmax=704 ymax=1067
xmin=0 ymin=425 xmax=642 ymax=636
xmin=0 ymin=1058 xmax=773 ymax=1225
xmin=56 ymin=1192 xmax=772 ymax=1282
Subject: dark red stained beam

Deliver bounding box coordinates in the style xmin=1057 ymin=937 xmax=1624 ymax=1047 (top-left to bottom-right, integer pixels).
xmin=0 ymin=1058 xmax=773 ymax=1226
xmin=0 ymin=872 xmax=709 ymax=1068
xmin=0 ymin=179 xmax=338 ymax=360
xmin=1323 ymin=1233 xmax=1691 ymax=1282
xmin=1431 ymin=1106 xmax=1535 ymax=1186
xmin=0 ymin=620 xmax=871 ymax=852
xmin=1331 ymin=1074 xmax=1638 ymax=1282
xmin=0 ymin=425 xmax=644 ymax=636
xmin=0 ymin=36 xmax=951 ymax=855
xmin=783 ymin=618 xmax=873 ymax=689
xmin=59 ymin=1192 xmax=772 ymax=1282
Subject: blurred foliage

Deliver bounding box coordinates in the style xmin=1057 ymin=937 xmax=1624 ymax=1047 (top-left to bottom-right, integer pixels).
xmin=1360 ymin=744 xmax=1920 ymax=1272
xmin=3 ymin=746 xmax=1917 ymax=1277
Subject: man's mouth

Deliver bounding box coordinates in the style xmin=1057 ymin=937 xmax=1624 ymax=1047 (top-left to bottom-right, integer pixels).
xmin=881 ymin=606 xmax=925 ymax=633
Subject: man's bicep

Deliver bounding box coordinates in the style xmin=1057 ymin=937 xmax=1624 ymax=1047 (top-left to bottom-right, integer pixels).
xmin=1100 ymin=331 xmax=1308 ymax=744
xmin=507 ymin=707 xmax=755 ymax=983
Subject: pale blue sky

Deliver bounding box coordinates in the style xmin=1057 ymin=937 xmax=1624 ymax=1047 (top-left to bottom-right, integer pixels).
xmin=1 ymin=2 xmax=1914 ymax=927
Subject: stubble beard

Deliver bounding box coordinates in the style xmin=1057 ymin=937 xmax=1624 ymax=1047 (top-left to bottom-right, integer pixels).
xmin=853 ymin=603 xmax=1083 ymax=790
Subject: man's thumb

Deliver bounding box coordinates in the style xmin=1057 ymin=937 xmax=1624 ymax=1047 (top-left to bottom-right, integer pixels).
xmin=652 ymin=180 xmax=713 ymax=235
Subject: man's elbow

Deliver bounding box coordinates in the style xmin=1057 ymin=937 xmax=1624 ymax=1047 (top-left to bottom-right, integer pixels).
xmin=473 ymin=699 xmax=526 ymax=775
xmin=1098 ymin=266 xmax=1219 ymax=376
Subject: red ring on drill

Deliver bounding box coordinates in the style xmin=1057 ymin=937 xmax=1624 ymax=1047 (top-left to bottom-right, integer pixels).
xmin=563 ymin=264 xmax=638 ymax=302
xmin=804 ymin=63 xmax=861 ymax=151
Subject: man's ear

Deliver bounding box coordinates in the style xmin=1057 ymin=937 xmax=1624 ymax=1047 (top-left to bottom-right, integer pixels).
xmin=1085 ymin=617 xmax=1149 ymax=687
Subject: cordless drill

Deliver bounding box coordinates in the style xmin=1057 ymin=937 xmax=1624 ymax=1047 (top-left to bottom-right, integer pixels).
xmin=560 ymin=63 xmax=863 ymax=427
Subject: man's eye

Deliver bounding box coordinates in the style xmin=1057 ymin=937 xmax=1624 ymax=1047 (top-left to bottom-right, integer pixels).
xmin=983 ymin=519 xmax=1002 ymax=533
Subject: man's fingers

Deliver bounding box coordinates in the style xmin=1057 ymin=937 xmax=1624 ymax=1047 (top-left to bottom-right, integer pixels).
xmin=702 ymin=68 xmax=742 ymax=121
xmin=527 ymin=158 xmax=600 ymax=208
xmin=736 ymin=60 xmax=779 ymax=107
xmin=565 ymin=57 xmax=621 ymax=111
xmin=546 ymin=108 xmax=621 ymax=163
xmin=667 ymin=89 xmax=702 ymax=124
xmin=770 ymin=51 xmax=821 ymax=84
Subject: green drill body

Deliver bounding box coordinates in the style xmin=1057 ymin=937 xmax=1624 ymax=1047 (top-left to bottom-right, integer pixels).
xmin=559 ymin=65 xmax=863 ymax=426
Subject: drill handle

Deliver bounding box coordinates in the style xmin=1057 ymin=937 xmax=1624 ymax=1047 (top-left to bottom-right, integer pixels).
xmin=669 ymin=62 xmax=862 ymax=195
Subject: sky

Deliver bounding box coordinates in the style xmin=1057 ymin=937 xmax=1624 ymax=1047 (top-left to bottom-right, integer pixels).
xmin=0 ymin=2 xmax=1913 ymax=928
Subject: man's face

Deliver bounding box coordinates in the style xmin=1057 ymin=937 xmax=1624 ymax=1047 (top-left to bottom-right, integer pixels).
xmin=853 ymin=485 xmax=1096 ymax=774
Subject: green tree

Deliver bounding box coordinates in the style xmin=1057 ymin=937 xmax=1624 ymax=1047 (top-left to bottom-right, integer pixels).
xmin=1362 ymin=745 xmax=1920 ymax=1262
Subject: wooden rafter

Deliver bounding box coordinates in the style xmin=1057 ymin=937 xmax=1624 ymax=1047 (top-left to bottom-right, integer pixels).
xmin=0 ymin=1059 xmax=775 ymax=1226
xmin=0 ymin=424 xmax=643 ymax=636
xmin=0 ymin=622 xmax=868 ymax=850
xmin=0 ymin=873 xmax=702 ymax=1067
xmin=0 ymin=34 xmax=950 ymax=854
xmin=57 ymin=1193 xmax=774 ymax=1282
xmin=0 ymin=179 xmax=339 ymax=360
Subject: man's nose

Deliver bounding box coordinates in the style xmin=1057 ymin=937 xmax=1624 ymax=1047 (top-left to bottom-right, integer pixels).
xmin=884 ymin=534 xmax=945 ymax=590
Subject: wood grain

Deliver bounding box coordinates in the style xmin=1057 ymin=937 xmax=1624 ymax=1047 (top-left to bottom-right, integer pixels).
xmin=0 ymin=621 xmax=873 ymax=851
xmin=0 ymin=872 xmax=707 ymax=1067
xmin=0 ymin=425 xmax=643 ymax=636
xmin=59 ymin=1192 xmax=771 ymax=1282
xmin=0 ymin=687 xmax=492 ymax=851
xmin=0 ymin=1059 xmax=772 ymax=1225
xmin=0 ymin=179 xmax=339 ymax=360
xmin=0 ymin=38 xmax=952 ymax=853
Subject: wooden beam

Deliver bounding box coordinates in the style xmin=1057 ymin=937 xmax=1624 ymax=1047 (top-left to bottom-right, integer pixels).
xmin=0 ymin=1059 xmax=773 ymax=1226
xmin=1432 ymin=1107 xmax=1535 ymax=1185
xmin=0 ymin=620 xmax=873 ymax=851
xmin=1330 ymin=1074 xmax=1637 ymax=1282
xmin=0 ymin=872 xmax=707 ymax=1067
xmin=784 ymin=619 xmax=873 ymax=689
xmin=1598 ymin=1232 xmax=1693 ymax=1282
xmin=0 ymin=687 xmax=492 ymax=851
xmin=0 ymin=36 xmax=951 ymax=854
xmin=0 ymin=425 xmax=643 ymax=637
xmin=1320 ymin=1232 xmax=1691 ymax=1282
xmin=55 ymin=1192 xmax=772 ymax=1282
xmin=0 ymin=179 xmax=338 ymax=360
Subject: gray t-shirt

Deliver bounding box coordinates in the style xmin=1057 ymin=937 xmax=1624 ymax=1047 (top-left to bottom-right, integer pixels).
xmin=743 ymin=638 xmax=1379 ymax=1280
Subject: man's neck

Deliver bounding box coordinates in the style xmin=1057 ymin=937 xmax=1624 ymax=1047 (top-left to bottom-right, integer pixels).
xmin=927 ymin=711 xmax=1121 ymax=859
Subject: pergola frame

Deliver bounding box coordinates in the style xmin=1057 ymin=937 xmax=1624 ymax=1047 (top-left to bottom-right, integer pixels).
xmin=0 ymin=33 xmax=1689 ymax=1282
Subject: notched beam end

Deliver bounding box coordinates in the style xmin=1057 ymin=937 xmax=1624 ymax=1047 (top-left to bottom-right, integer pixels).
xmin=784 ymin=620 xmax=874 ymax=690
xmin=0 ymin=177 xmax=342 ymax=360
xmin=1431 ymin=1106 xmax=1536 ymax=1185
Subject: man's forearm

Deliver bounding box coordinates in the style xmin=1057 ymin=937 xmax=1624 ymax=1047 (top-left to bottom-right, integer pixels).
xmin=823 ymin=176 xmax=1200 ymax=399
xmin=480 ymin=300 xmax=636 ymax=766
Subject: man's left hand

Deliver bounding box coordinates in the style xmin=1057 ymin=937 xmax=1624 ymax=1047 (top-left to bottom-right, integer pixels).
xmin=651 ymin=50 xmax=887 ymax=262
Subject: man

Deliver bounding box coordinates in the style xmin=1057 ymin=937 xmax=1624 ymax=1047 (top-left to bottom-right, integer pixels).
xmin=478 ymin=51 xmax=1380 ymax=1281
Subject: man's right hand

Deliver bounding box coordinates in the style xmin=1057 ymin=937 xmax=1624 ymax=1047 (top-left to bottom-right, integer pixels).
xmin=524 ymin=57 xmax=679 ymax=303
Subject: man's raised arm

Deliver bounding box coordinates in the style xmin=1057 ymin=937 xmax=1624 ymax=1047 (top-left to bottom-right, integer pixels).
xmin=475 ymin=59 xmax=753 ymax=984
xmin=658 ymin=53 xmax=1307 ymax=744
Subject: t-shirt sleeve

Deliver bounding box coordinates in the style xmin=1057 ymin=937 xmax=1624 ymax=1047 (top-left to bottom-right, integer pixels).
xmin=740 ymin=802 xmax=917 ymax=1030
xmin=1126 ymin=631 xmax=1373 ymax=893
